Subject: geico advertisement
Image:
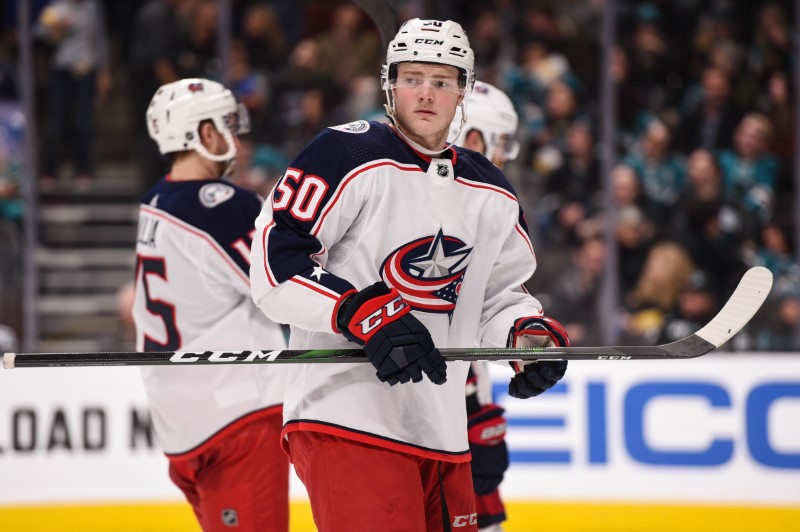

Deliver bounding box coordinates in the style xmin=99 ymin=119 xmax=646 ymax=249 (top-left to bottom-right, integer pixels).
xmin=0 ymin=354 xmax=799 ymax=505
xmin=492 ymin=354 xmax=800 ymax=505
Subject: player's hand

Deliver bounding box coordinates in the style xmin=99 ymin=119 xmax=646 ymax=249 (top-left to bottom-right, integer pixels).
xmin=468 ymin=404 xmax=509 ymax=495
xmin=337 ymin=282 xmax=447 ymax=385
xmin=507 ymin=316 xmax=569 ymax=399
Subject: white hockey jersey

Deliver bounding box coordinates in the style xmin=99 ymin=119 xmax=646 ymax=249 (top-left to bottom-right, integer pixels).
xmin=251 ymin=121 xmax=542 ymax=461
xmin=133 ymin=177 xmax=287 ymax=456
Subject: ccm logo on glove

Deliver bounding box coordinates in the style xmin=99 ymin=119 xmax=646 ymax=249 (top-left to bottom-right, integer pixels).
xmin=338 ymin=282 xmax=447 ymax=386
xmin=351 ymin=295 xmax=409 ymax=339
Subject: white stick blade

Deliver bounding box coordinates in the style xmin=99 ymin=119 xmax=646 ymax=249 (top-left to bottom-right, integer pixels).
xmin=694 ymin=266 xmax=773 ymax=348
xmin=3 ymin=352 xmax=15 ymax=369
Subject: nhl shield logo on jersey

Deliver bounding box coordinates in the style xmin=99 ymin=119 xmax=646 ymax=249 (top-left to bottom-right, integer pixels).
xmin=329 ymin=120 xmax=370 ymax=133
xmin=199 ymin=183 xmax=235 ymax=208
xmin=381 ymin=229 xmax=472 ymax=314
xmin=221 ymin=509 xmax=238 ymax=527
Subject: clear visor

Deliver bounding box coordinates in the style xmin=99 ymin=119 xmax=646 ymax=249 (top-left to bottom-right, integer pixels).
xmin=392 ymin=74 xmax=464 ymax=95
xmin=490 ymin=133 xmax=520 ymax=162
xmin=223 ymin=103 xmax=251 ymax=134
xmin=499 ymin=135 xmax=520 ymax=160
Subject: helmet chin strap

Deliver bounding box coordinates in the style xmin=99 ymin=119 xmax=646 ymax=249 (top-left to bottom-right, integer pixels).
xmin=193 ymin=128 xmax=238 ymax=176
xmin=194 ymin=128 xmax=237 ymax=163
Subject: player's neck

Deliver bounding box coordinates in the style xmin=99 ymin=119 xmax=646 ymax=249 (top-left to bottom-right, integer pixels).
xmin=170 ymin=154 xmax=223 ymax=181
xmin=391 ymin=124 xmax=449 ymax=156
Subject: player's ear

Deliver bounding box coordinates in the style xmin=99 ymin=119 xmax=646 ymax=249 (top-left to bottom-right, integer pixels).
xmin=198 ymin=121 xmax=217 ymax=145
xmin=464 ymin=129 xmax=485 ymax=153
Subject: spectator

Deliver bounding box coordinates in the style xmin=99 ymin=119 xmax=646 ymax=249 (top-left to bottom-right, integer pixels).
xmin=465 ymin=7 xmax=509 ymax=86
xmin=528 ymin=72 xmax=588 ymax=177
xmin=758 ymin=69 xmax=795 ymax=205
xmin=611 ymin=45 xmax=652 ymax=152
xmin=315 ymin=3 xmax=382 ymax=91
xmin=267 ymin=38 xmax=343 ymax=156
xmin=616 ymin=204 xmax=657 ymax=298
xmin=670 ymin=149 xmax=751 ymax=298
xmin=756 ymin=287 xmax=800 ymax=351
xmin=622 ymin=2 xmax=677 ymax=113
xmin=173 ymin=0 xmax=218 ymax=80
xmin=545 ymin=235 xmax=607 ymax=346
xmin=673 ymin=65 xmax=743 ymax=155
xmin=749 ymin=2 xmax=791 ymax=80
xmin=751 ymin=217 xmax=797 ymax=282
xmin=621 ymin=241 xmax=696 ymax=345
xmin=622 ymin=119 xmax=687 ymax=226
xmin=505 ymin=35 xmax=569 ymax=132
xmin=228 ymin=40 xmax=269 ymax=142
xmin=539 ymin=120 xmax=601 ymax=246
xmin=241 ymin=3 xmax=289 ymax=76
xmin=717 ymin=112 xmax=779 ymax=223
xmin=129 ymin=0 xmax=185 ymax=191
xmin=37 ymin=0 xmax=111 ymax=189
xmin=658 ymin=269 xmax=721 ymax=345
xmin=575 ymin=164 xmax=654 ymax=295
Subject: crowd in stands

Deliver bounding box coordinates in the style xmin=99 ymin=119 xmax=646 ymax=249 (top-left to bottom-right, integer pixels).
xmin=0 ymin=0 xmax=798 ymax=350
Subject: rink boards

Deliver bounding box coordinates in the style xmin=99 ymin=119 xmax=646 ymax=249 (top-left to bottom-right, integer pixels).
xmin=0 ymin=353 xmax=798 ymax=531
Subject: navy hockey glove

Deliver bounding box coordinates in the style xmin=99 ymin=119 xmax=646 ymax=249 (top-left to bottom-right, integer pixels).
xmin=337 ymin=282 xmax=447 ymax=385
xmin=467 ymin=404 xmax=509 ymax=495
xmin=507 ymin=316 xmax=569 ymax=399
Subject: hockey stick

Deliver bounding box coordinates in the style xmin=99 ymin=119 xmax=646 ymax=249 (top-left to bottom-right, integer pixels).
xmin=2 ymin=267 xmax=772 ymax=369
xmin=353 ymin=0 xmax=398 ymax=50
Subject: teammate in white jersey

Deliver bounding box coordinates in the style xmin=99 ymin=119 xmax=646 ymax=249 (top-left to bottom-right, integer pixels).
xmin=251 ymin=19 xmax=568 ymax=531
xmin=133 ymin=78 xmax=289 ymax=531
xmin=449 ymin=80 xmax=522 ymax=532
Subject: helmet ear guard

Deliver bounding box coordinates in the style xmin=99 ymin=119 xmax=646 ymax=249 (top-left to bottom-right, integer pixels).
xmin=146 ymin=78 xmax=249 ymax=162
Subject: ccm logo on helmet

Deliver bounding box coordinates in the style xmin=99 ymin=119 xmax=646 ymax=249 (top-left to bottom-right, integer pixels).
xmin=358 ymin=296 xmax=407 ymax=335
xmin=414 ymin=38 xmax=444 ymax=45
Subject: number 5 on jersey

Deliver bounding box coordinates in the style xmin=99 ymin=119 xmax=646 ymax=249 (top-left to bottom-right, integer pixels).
xmin=272 ymin=168 xmax=329 ymax=221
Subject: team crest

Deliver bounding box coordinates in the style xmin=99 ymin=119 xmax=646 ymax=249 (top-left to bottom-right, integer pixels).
xmin=199 ymin=183 xmax=235 ymax=208
xmin=381 ymin=229 xmax=472 ymax=314
xmin=330 ymin=120 xmax=370 ymax=133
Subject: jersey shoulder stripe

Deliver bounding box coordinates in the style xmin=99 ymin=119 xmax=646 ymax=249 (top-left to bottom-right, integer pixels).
xmin=452 ymin=146 xmax=518 ymax=197
xmin=141 ymin=179 xmax=262 ymax=275
xmin=289 ymin=121 xmax=415 ymax=184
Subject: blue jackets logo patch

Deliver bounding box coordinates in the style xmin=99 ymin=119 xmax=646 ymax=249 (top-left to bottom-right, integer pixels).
xmin=381 ymin=229 xmax=471 ymax=314
xmin=330 ymin=120 xmax=370 ymax=133
xmin=199 ymin=183 xmax=235 ymax=208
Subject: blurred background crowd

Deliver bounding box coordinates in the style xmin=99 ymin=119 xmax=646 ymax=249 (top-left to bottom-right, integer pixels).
xmin=0 ymin=0 xmax=798 ymax=353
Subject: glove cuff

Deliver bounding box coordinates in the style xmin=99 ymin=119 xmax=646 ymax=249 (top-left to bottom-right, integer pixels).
xmin=467 ymin=404 xmax=506 ymax=446
xmin=507 ymin=315 xmax=570 ymax=349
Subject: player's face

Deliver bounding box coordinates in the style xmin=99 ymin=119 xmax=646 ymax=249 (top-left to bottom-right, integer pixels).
xmin=490 ymin=134 xmax=510 ymax=169
xmin=392 ymin=63 xmax=463 ymax=151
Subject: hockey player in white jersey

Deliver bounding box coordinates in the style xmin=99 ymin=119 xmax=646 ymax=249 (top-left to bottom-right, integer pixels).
xmin=251 ymin=19 xmax=568 ymax=532
xmin=133 ymin=78 xmax=289 ymax=532
xmin=449 ymin=80 xmax=522 ymax=532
